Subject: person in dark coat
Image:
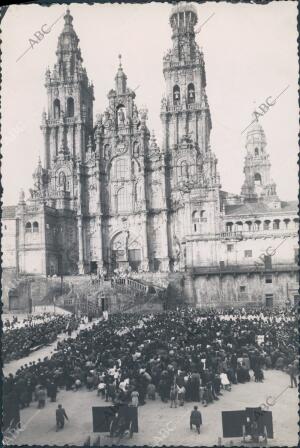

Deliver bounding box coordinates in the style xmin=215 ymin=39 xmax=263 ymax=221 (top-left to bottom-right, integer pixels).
xmin=37 ymin=386 xmax=46 ymax=408
xmin=56 ymin=404 xmax=69 ymax=431
xmin=47 ymin=381 xmax=57 ymax=402
xmin=190 ymin=405 xmax=202 ymax=434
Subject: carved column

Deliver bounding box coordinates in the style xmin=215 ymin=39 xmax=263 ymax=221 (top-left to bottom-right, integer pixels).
xmin=76 ymin=161 xmax=85 ymax=274
xmin=142 ymin=212 xmax=149 ymax=271
xmin=41 ymin=126 xmax=50 ymax=169
xmin=95 ymin=154 xmax=103 ymax=270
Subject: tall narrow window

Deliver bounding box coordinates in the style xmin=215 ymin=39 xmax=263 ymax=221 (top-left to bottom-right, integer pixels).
xmin=173 ymin=85 xmax=180 ymax=105
xmin=33 ymin=221 xmax=39 ymax=233
xmin=67 ymin=97 xmax=74 ymax=117
xmin=187 ymin=83 xmax=195 ymax=104
xmin=180 ymin=160 xmax=188 ymax=178
xmin=25 ymin=222 xmax=32 ymax=233
xmin=116 ymin=188 xmax=129 ymax=213
xmin=115 ymin=158 xmax=128 ymax=179
xmin=226 ymin=222 xmax=233 ymax=232
xmin=192 ymin=211 xmax=200 ymax=233
xmin=53 ymin=99 xmax=60 ymax=119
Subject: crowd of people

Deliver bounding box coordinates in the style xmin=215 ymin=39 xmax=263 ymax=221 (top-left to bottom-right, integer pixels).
xmin=3 ymin=306 xmax=297 ymax=432
xmin=3 ymin=314 xmax=80 ymax=363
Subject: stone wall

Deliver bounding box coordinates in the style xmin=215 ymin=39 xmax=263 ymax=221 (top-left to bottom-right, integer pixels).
xmin=183 ymin=270 xmax=297 ymax=308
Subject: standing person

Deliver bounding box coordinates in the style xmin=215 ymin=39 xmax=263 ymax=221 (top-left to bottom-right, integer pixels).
xmin=56 ymin=404 xmax=69 ymax=431
xmin=178 ymin=385 xmax=186 ymax=406
xmin=131 ymin=389 xmax=139 ymax=407
xmin=47 ymin=381 xmax=57 ymax=402
xmin=37 ymin=386 xmax=46 ymax=408
xmin=190 ymin=405 xmax=202 ymax=434
xmin=288 ymin=361 xmax=298 ymax=388
xmin=170 ymin=385 xmax=178 ymax=408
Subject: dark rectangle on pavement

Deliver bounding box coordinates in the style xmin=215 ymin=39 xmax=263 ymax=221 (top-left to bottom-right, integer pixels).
xmin=92 ymin=405 xmax=138 ymax=433
xmin=222 ymin=410 xmax=246 ymax=437
xmin=245 ymin=407 xmax=273 ymax=438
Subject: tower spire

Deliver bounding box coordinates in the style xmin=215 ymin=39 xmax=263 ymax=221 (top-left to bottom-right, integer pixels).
xmin=115 ymin=54 xmax=127 ymax=94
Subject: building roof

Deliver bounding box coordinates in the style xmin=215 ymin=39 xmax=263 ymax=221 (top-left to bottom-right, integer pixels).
xmin=225 ymin=201 xmax=298 ymax=217
xmin=2 ymin=206 xmax=17 ymax=219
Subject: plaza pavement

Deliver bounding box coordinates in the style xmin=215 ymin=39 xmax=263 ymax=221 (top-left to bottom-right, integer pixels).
xmin=7 ymin=369 xmax=298 ymax=447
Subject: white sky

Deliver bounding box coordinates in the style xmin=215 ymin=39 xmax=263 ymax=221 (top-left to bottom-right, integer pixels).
xmin=2 ymin=1 xmax=298 ymax=205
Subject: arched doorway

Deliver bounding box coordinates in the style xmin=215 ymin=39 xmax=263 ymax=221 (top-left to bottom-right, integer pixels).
xmin=110 ymin=231 xmax=142 ymax=272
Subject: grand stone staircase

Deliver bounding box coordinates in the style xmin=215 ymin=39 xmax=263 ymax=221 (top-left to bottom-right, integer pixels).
xmin=55 ymin=274 xmax=166 ymax=315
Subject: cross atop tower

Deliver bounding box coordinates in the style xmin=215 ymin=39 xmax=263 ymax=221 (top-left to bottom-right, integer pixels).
xmin=118 ymin=54 xmax=122 ymax=68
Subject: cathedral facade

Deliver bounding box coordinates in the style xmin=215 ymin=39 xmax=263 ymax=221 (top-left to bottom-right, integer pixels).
xmin=3 ymin=4 xmax=298 ymax=306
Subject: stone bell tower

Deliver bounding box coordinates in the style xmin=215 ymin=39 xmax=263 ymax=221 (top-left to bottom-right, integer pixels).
xmin=241 ymin=116 xmax=280 ymax=207
xmin=39 ymin=9 xmax=95 ymax=274
xmin=41 ymin=8 xmax=94 ymax=169
xmin=161 ymin=2 xmax=221 ymax=271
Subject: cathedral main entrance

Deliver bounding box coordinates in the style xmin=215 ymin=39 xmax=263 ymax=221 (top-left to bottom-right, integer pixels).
xmin=110 ymin=231 xmax=142 ymax=272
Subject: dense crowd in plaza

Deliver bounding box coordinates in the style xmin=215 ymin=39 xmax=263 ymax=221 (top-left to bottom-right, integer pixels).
xmin=3 ymin=306 xmax=297 ymax=432
xmin=2 ymin=314 xmax=80 ymax=363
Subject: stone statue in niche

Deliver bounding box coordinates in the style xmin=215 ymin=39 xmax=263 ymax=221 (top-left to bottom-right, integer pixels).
xmin=58 ymin=171 xmax=66 ymax=190
xmin=132 ymin=104 xmax=139 ymax=123
xmin=103 ymin=109 xmax=112 ymax=128
xmin=117 ymin=107 xmax=125 ymax=126
xmin=133 ymin=142 xmax=140 ymax=158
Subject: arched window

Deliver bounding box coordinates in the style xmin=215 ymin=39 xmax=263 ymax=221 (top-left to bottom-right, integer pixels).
xmin=263 ymin=220 xmax=271 ymax=230
xmin=192 ymin=211 xmax=200 ymax=233
xmin=180 ymin=160 xmax=188 ymax=178
xmin=67 ymin=97 xmax=74 ymax=117
xmin=236 ymin=221 xmax=243 ymax=231
xmin=115 ymin=158 xmax=128 ymax=179
xmin=200 ymin=210 xmax=207 ymax=222
xmin=273 ymin=219 xmax=280 ymax=230
xmin=254 ymin=220 xmax=261 ymax=231
xmin=116 ymin=188 xmax=129 ymax=213
xmin=173 ymin=85 xmax=180 ymax=105
xmin=25 ymin=222 xmax=32 ymax=233
xmin=53 ymin=99 xmax=60 ymax=119
xmin=254 ymin=173 xmax=262 ymax=185
xmin=293 ymin=218 xmax=299 ymax=229
xmin=226 ymin=222 xmax=233 ymax=232
xmin=33 ymin=221 xmax=39 ymax=233
xmin=254 ymin=147 xmax=259 ymax=156
xmin=187 ymin=83 xmax=195 ymax=104
xmin=283 ymin=218 xmax=290 ymax=229
xmin=245 ymin=221 xmax=252 ymax=231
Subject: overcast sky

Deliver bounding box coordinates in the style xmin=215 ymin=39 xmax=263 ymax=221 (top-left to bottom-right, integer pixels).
xmin=2 ymin=1 xmax=298 ymax=206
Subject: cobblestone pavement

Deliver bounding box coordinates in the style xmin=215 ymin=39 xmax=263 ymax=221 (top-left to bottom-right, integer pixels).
xmin=9 ymin=370 xmax=298 ymax=447
xmin=3 ymin=318 xmax=102 ymax=377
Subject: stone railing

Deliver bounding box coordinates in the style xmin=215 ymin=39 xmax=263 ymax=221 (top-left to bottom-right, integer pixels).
xmin=220 ymin=231 xmax=243 ymax=240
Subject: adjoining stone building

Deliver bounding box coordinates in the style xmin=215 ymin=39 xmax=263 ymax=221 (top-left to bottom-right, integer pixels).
xmin=3 ymin=3 xmax=298 ymax=307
